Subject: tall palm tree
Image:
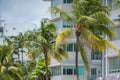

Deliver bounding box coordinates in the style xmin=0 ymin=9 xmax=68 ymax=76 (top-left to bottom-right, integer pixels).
xmin=11 ymin=32 xmax=25 ymax=64
xmin=0 ymin=44 xmax=23 ymax=80
xmin=50 ymin=0 xmax=119 ymax=80
xmin=24 ymin=20 xmax=70 ymax=80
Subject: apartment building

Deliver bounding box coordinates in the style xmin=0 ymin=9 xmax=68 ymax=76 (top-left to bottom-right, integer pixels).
xmin=103 ymin=0 xmax=120 ymax=79
xmin=44 ymin=0 xmax=120 ymax=80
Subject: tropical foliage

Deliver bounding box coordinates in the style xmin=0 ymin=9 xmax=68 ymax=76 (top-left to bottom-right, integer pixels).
xmin=50 ymin=0 xmax=119 ymax=80
xmin=16 ymin=20 xmax=69 ymax=80
xmin=0 ymin=40 xmax=23 ymax=80
xmin=26 ymin=56 xmax=50 ymax=80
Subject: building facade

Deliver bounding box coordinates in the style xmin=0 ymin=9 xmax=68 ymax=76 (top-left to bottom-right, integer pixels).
xmin=103 ymin=0 xmax=120 ymax=79
xmin=44 ymin=0 xmax=120 ymax=80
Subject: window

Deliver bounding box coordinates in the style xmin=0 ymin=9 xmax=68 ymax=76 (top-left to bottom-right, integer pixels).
xmin=63 ymin=0 xmax=73 ymax=3
xmin=91 ymin=68 xmax=97 ymax=75
xmin=51 ymin=0 xmax=63 ymax=7
xmin=0 ymin=27 xmax=3 ymax=33
xmin=115 ymin=27 xmax=120 ymax=40
xmin=67 ymin=68 xmax=73 ymax=75
xmin=63 ymin=66 xmax=73 ymax=75
xmin=107 ymin=0 xmax=112 ymax=8
xmin=61 ymin=43 xmax=76 ymax=52
xmin=51 ymin=66 xmax=61 ymax=76
xmin=74 ymin=43 xmax=76 ymax=51
xmin=63 ymin=66 xmax=84 ymax=75
xmin=78 ymin=66 xmax=84 ymax=75
xmin=63 ymin=21 xmax=73 ymax=28
xmin=91 ymin=49 xmax=102 ymax=60
xmin=91 ymin=68 xmax=97 ymax=80
xmin=54 ymin=20 xmax=63 ymax=28
xmin=67 ymin=43 xmax=73 ymax=51
xmin=109 ymin=57 xmax=120 ymax=73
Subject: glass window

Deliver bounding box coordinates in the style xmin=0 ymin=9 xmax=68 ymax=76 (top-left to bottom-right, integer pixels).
xmin=78 ymin=66 xmax=84 ymax=75
xmin=107 ymin=0 xmax=112 ymax=8
xmin=63 ymin=21 xmax=73 ymax=28
xmin=91 ymin=68 xmax=96 ymax=75
xmin=109 ymin=57 xmax=120 ymax=70
xmin=63 ymin=66 xmax=73 ymax=75
xmin=116 ymin=27 xmax=120 ymax=40
xmin=91 ymin=68 xmax=97 ymax=80
xmin=63 ymin=66 xmax=84 ymax=75
xmin=74 ymin=43 xmax=76 ymax=51
xmin=67 ymin=43 xmax=73 ymax=51
xmin=67 ymin=0 xmax=73 ymax=3
xmin=55 ymin=20 xmax=63 ymax=29
xmin=63 ymin=0 xmax=67 ymax=3
xmin=63 ymin=68 xmax=66 ymax=75
xmin=63 ymin=0 xmax=73 ymax=3
xmin=51 ymin=66 xmax=61 ymax=76
xmin=74 ymin=68 xmax=76 ymax=75
xmin=91 ymin=49 xmax=102 ymax=60
xmin=52 ymin=0 xmax=63 ymax=7
xmin=67 ymin=68 xmax=73 ymax=75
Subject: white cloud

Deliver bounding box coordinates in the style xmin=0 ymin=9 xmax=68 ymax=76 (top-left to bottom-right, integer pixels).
xmin=0 ymin=0 xmax=51 ymax=36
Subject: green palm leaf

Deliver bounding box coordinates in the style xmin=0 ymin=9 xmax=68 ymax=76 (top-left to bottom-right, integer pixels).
xmin=77 ymin=39 xmax=89 ymax=72
xmin=55 ymin=28 xmax=73 ymax=47
xmin=50 ymin=7 xmax=73 ymax=21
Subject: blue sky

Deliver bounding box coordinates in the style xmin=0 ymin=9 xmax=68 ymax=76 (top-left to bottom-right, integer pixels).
xmin=0 ymin=0 xmax=51 ymax=36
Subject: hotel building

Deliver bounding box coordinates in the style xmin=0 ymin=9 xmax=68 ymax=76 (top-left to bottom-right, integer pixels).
xmin=44 ymin=0 xmax=120 ymax=80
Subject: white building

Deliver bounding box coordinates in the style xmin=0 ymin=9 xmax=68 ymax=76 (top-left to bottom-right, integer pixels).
xmin=44 ymin=0 xmax=120 ymax=80
xmin=103 ymin=0 xmax=120 ymax=79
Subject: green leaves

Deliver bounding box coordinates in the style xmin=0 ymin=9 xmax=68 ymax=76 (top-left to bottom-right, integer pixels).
xmin=55 ymin=28 xmax=73 ymax=48
xmin=77 ymin=39 xmax=89 ymax=72
xmin=90 ymin=11 xmax=116 ymax=27
xmin=50 ymin=7 xmax=73 ymax=21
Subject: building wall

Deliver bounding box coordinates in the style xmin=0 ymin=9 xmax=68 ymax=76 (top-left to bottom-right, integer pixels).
xmin=106 ymin=0 xmax=120 ymax=78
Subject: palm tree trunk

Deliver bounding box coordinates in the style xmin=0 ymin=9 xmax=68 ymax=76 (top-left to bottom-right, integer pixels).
xmin=76 ymin=37 xmax=79 ymax=80
xmin=43 ymin=48 xmax=49 ymax=80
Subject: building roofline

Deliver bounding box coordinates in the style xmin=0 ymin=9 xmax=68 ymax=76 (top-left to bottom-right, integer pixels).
xmin=49 ymin=17 xmax=61 ymax=22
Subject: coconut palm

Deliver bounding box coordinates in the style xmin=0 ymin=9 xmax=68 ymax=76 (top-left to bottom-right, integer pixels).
xmin=0 ymin=44 xmax=23 ymax=80
xmin=24 ymin=20 xmax=70 ymax=80
xmin=11 ymin=32 xmax=25 ymax=64
xmin=50 ymin=0 xmax=118 ymax=80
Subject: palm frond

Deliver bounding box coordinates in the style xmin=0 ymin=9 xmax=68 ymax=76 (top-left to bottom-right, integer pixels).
xmin=57 ymin=47 xmax=70 ymax=59
xmin=50 ymin=7 xmax=73 ymax=21
xmin=53 ymin=52 xmax=63 ymax=62
xmin=0 ymin=65 xmax=7 ymax=73
xmin=81 ymin=28 xmax=105 ymax=52
xmin=105 ymin=40 xmax=118 ymax=51
xmin=90 ymin=11 xmax=116 ymax=27
xmin=118 ymin=50 xmax=120 ymax=57
xmin=77 ymin=39 xmax=90 ymax=72
xmin=55 ymin=28 xmax=73 ymax=47
xmin=90 ymin=24 xmax=117 ymax=39
xmin=78 ymin=16 xmax=97 ymax=26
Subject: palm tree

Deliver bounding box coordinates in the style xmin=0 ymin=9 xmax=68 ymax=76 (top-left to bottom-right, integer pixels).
xmin=26 ymin=56 xmax=49 ymax=80
xmin=0 ymin=44 xmax=23 ymax=80
xmin=24 ymin=20 xmax=70 ymax=80
xmin=11 ymin=32 xmax=25 ymax=64
xmin=50 ymin=0 xmax=119 ymax=80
